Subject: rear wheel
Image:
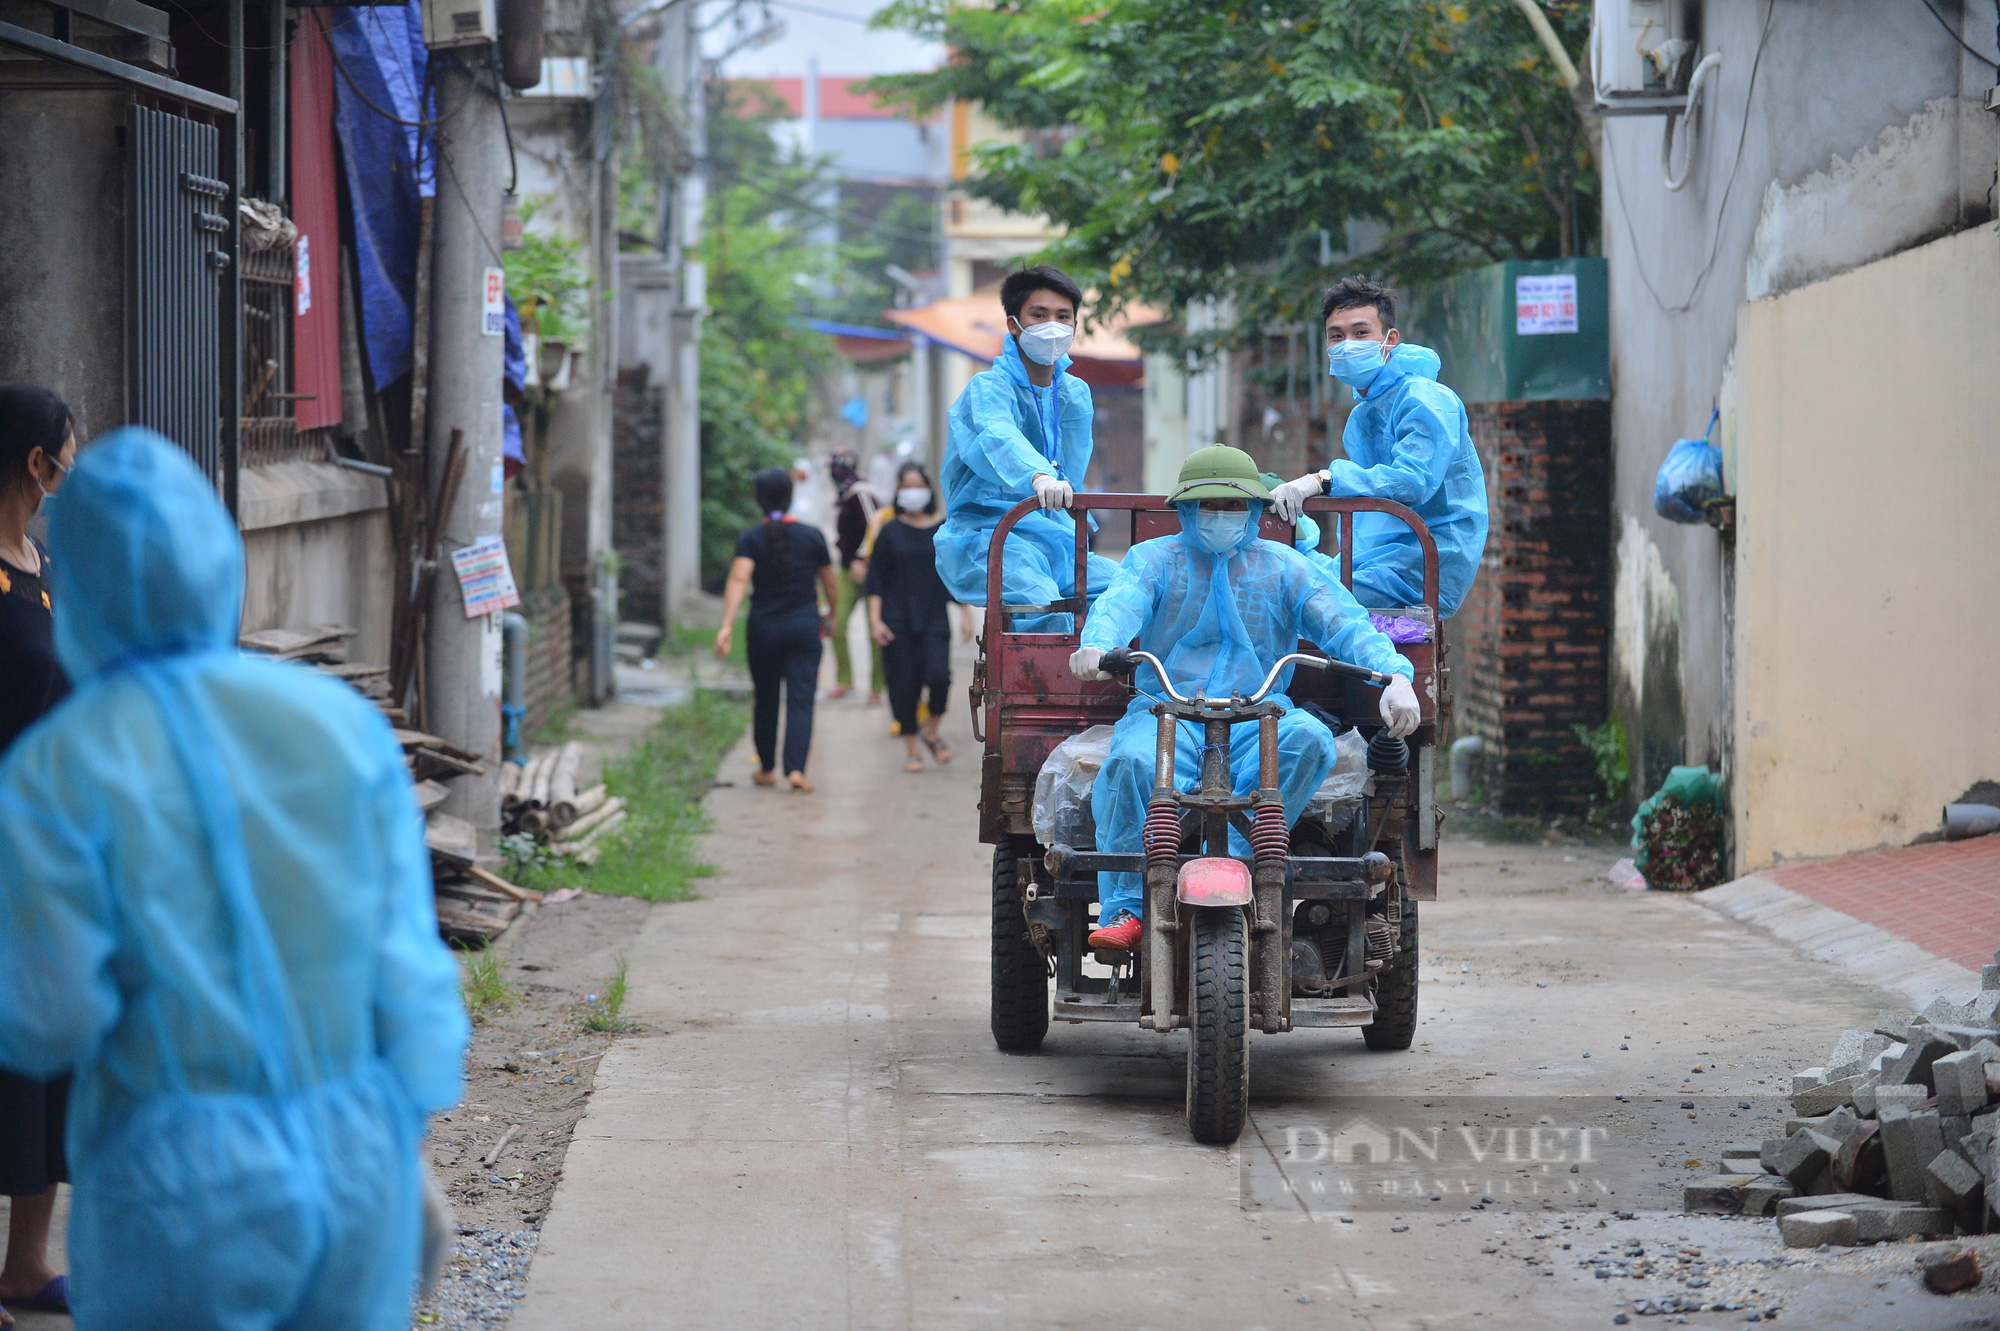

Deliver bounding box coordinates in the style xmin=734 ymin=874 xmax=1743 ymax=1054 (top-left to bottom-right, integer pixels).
xmin=990 ymin=840 xmax=1049 ymax=1052
xmin=1185 ymin=905 xmax=1250 ymax=1144
xmin=1363 ymin=897 xmax=1419 ymax=1051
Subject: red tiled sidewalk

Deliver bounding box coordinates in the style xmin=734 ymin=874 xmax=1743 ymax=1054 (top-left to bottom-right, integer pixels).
xmin=1769 ymin=836 xmax=2000 ymax=972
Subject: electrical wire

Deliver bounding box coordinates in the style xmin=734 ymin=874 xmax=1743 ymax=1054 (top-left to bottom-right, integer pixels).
xmin=1919 ymin=0 xmax=1999 ymax=67
xmin=1607 ymin=0 xmax=1775 ymax=315
xmin=763 ymin=0 xmax=871 ymax=22
xmin=490 ymin=48 xmax=519 ymax=196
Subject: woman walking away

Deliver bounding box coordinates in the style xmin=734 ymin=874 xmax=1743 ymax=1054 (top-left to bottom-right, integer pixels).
xmin=0 ymin=428 xmax=468 ymax=1330
xmin=867 ymin=463 xmax=974 ymax=773
xmin=826 ymin=447 xmax=884 ymax=703
xmin=0 ymin=384 xmax=77 ymax=1325
xmin=717 ymin=466 xmax=838 ymax=791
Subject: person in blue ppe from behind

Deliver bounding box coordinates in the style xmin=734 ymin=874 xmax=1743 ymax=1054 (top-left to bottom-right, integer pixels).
xmin=0 ymin=429 xmax=468 ymax=1330
xmin=933 ymin=264 xmax=1117 ymax=633
xmin=1068 ymin=445 xmax=1420 ymax=954
xmin=1269 ymin=276 xmax=1488 ymax=619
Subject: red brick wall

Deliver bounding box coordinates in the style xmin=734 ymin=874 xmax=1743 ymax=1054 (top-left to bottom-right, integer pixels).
xmin=1455 ymin=399 xmax=1612 ymax=815
xmin=519 ymin=583 xmax=573 ymax=740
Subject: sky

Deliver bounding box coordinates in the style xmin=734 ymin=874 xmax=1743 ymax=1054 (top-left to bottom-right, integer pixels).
xmin=702 ymin=0 xmax=943 ymax=81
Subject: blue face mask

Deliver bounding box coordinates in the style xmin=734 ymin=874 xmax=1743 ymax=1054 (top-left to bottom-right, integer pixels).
xmin=1195 ymin=508 xmax=1249 ymax=555
xmin=1327 ymin=338 xmax=1388 ymax=389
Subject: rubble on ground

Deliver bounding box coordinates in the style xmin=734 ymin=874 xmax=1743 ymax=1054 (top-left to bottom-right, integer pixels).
xmin=1685 ymin=950 xmax=2000 ymax=1269
xmin=241 ymin=622 xmax=538 ymax=944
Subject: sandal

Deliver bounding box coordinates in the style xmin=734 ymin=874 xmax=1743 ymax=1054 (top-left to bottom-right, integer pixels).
xmin=903 ymin=756 xmax=924 ymax=773
xmin=750 ymin=770 xmax=777 ymax=788
xmin=787 ymin=772 xmax=813 ymax=793
xmin=9 ymin=1276 xmax=68 ymax=1315
xmin=922 ymin=732 xmax=952 ymax=765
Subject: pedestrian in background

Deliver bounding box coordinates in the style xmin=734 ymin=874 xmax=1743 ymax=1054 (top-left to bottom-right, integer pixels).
xmin=867 ymin=462 xmax=973 ymax=773
xmin=716 ymin=466 xmax=838 ymax=792
xmin=0 ymin=383 xmax=76 ymax=1324
xmin=0 ymin=428 xmax=467 ymax=1329
xmin=826 ymin=447 xmax=884 ymax=703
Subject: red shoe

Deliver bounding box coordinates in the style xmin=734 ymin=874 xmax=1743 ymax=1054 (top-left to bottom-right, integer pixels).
xmin=1088 ymin=914 xmax=1142 ymax=952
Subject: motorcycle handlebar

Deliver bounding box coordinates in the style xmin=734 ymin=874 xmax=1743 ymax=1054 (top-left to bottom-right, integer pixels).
xmin=1098 ymin=647 xmax=1392 ymax=708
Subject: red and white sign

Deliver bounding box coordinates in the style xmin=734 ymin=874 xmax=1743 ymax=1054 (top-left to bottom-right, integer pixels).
xmin=1515 ymin=274 xmax=1578 ymax=336
xmin=483 ymin=266 xmax=506 ymax=337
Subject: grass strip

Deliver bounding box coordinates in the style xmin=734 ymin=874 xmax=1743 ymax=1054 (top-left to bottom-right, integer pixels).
xmin=505 ymin=689 xmax=748 ymax=902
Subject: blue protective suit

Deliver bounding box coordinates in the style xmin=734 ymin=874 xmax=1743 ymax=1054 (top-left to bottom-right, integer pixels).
xmin=0 ymin=430 xmax=468 ymax=1331
xmin=1327 ymin=343 xmax=1487 ymax=618
xmin=934 ymin=334 xmax=1117 ymax=632
xmin=1078 ymin=501 xmax=1412 ymax=925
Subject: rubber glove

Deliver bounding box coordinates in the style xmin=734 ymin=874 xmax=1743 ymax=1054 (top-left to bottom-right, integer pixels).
xmin=1269 ymin=471 xmax=1327 ymax=523
xmin=1069 ymin=646 xmax=1108 ymax=681
xmin=1379 ymin=674 xmax=1421 ymax=738
xmin=1032 ymin=473 xmax=1074 ymax=511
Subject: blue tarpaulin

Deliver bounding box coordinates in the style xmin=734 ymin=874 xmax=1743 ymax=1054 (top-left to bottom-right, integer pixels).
xmin=327 ymin=2 xmax=432 ymax=392
xmin=502 ymin=295 xmax=524 ymax=474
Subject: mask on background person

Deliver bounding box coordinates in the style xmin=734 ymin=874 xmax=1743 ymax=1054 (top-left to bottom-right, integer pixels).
xmin=895 ymin=486 xmax=931 ymax=513
xmin=1326 ymin=338 xmax=1388 ymax=390
xmin=33 ymin=455 xmax=69 ymax=517
xmin=1195 ymin=508 xmax=1249 ymax=555
xmin=1015 ymin=320 xmax=1076 ymax=367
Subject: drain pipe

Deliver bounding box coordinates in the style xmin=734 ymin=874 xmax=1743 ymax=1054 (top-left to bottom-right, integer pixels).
xmin=501 ymin=611 xmax=529 ymax=762
xmin=1945 ymin=803 xmax=2000 ymax=841
xmin=1449 ymin=734 xmax=1486 ymax=802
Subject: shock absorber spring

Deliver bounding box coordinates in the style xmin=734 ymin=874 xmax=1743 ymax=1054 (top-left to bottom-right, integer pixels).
xmin=1142 ymin=800 xmax=1181 ymax=864
xmin=1249 ymin=803 xmax=1289 ymax=861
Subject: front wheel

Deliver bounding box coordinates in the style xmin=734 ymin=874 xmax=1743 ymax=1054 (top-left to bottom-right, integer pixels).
xmin=1363 ymin=897 xmax=1419 ymax=1051
xmin=990 ymin=840 xmax=1049 ymax=1052
xmin=1185 ymin=906 xmax=1249 ymax=1144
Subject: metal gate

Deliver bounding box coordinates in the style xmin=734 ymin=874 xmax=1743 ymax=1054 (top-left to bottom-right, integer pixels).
xmin=129 ymin=105 xmax=227 ymax=482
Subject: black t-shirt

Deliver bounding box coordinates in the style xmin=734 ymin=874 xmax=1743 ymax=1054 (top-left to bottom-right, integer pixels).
xmin=735 ymin=520 xmax=831 ymax=620
xmin=863 ymin=518 xmax=952 ymax=637
xmin=0 ymin=538 xmax=70 ymax=756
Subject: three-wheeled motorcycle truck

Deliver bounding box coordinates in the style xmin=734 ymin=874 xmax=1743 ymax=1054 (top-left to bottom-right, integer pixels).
xmin=970 ymin=493 xmax=1446 ymax=1144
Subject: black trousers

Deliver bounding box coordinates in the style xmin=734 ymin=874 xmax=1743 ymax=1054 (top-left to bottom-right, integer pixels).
xmin=0 ymin=1071 xmax=68 ymax=1195
xmin=747 ymin=611 xmax=822 ymax=774
xmin=883 ymin=630 xmax=951 ymax=734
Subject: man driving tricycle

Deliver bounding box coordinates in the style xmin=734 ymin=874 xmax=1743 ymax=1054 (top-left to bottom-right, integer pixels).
xmin=971 ymin=446 xmax=1449 ymax=1145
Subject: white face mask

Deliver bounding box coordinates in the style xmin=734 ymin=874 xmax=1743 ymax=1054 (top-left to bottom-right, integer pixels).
xmin=1326 ymin=337 xmax=1389 ymax=389
xmin=895 ymin=486 xmax=931 ymax=513
xmin=1195 ymin=508 xmax=1249 ymax=554
xmin=33 ymin=454 xmax=69 ymax=517
xmin=1014 ymin=319 xmax=1076 ymax=366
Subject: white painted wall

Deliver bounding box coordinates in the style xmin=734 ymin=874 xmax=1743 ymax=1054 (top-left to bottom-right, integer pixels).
xmin=1733 ymin=224 xmax=2000 ymax=869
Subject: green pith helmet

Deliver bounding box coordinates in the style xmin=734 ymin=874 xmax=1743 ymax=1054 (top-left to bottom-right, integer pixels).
xmin=1168 ymin=445 xmax=1273 ymax=505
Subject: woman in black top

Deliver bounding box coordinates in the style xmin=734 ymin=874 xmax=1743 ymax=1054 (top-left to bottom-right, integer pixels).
xmin=866 ymin=463 xmax=973 ymax=773
xmin=0 ymin=384 xmax=75 ymax=1320
xmin=716 ymin=468 xmax=838 ymax=791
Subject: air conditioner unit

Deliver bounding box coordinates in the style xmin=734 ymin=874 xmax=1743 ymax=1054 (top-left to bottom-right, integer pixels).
xmin=423 ymin=0 xmax=497 ymax=49
xmin=1592 ymin=0 xmax=1698 ymax=115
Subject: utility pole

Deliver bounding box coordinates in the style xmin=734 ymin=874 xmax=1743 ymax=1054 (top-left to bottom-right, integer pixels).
xmin=425 ymin=50 xmax=508 ymax=838
xmin=658 ymin=0 xmax=704 ymax=626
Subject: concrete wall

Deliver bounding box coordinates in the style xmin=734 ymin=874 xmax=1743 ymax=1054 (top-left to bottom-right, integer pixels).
xmin=1732 ymin=224 xmax=2000 ymax=870
xmin=1600 ymin=0 xmax=1985 ymax=802
xmin=0 ymin=85 xmax=128 ymax=437
xmin=238 ymin=463 xmax=394 ymax=667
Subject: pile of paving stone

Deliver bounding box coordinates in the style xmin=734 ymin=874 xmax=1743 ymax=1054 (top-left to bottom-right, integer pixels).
xmin=1684 ymin=955 xmax=2000 ymax=1252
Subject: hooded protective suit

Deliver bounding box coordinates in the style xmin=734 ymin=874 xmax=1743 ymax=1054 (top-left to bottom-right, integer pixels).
xmin=933 ymin=334 xmax=1117 ymax=632
xmin=0 ymin=430 xmax=467 ymax=1330
xmin=1327 ymin=343 xmax=1487 ymax=618
xmin=1077 ymin=500 xmax=1411 ymax=925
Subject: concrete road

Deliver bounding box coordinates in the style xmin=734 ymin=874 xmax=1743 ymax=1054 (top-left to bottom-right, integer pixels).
xmin=515 ymin=691 xmax=2000 ymax=1331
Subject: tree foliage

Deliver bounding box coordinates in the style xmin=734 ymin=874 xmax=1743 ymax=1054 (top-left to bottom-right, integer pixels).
xmin=869 ymin=0 xmax=1595 ymax=347
xmin=695 ymin=83 xmax=844 ymax=587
